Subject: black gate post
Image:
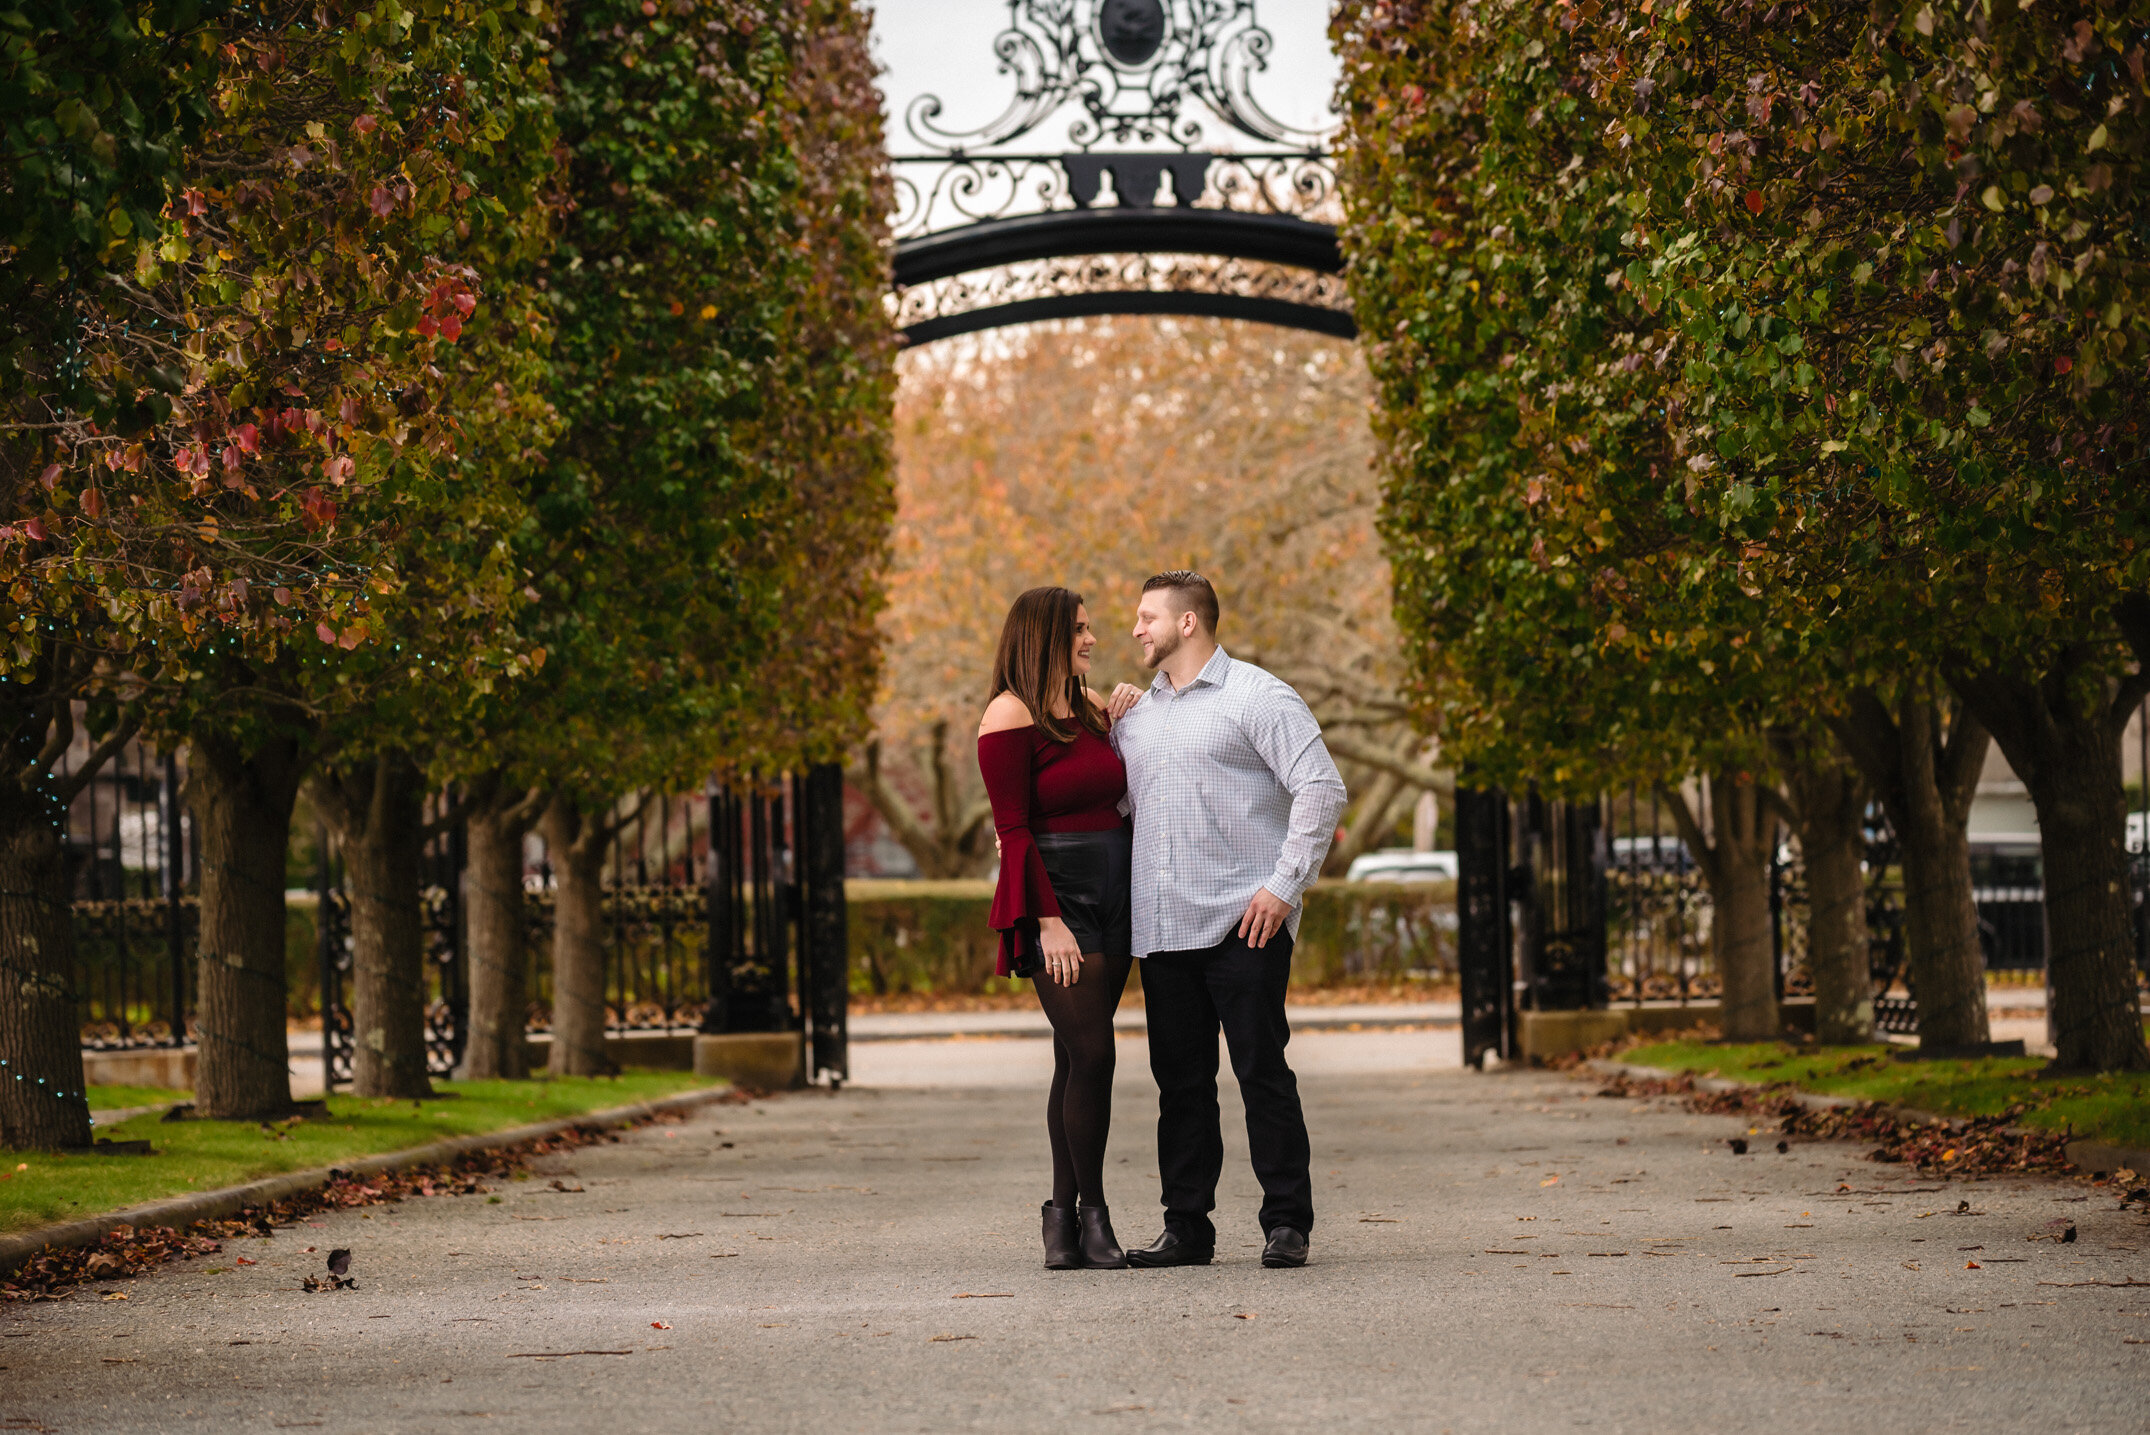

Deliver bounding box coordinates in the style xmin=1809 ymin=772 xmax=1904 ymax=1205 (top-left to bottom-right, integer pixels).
xmin=1564 ymin=795 xmax=1609 ymax=1007
xmin=700 ymin=781 xmax=735 ymax=1036
xmin=1456 ymin=785 xmax=1512 ymax=1068
xmin=799 ymin=763 xmax=849 ymax=1085
xmin=162 ymin=750 xmax=187 ymax=1047
xmin=445 ymin=799 xmax=469 ymax=1075
xmin=316 ymin=824 xmax=338 ymax=1092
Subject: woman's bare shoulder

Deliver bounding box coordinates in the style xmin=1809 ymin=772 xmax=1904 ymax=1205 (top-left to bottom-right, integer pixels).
xmin=979 ymin=692 xmax=1034 ymax=735
xmin=1082 ymin=686 xmax=1108 ymax=710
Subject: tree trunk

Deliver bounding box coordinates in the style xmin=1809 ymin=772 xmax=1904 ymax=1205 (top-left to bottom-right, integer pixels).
xmin=543 ymin=796 xmax=615 ymax=1077
xmin=458 ymin=788 xmax=543 ymax=1081
xmin=1664 ymin=772 xmax=1780 ymax=1041
xmin=0 ymin=815 xmax=92 ymax=1149
xmin=1778 ymin=737 xmax=1873 ymax=1045
xmin=188 ymin=732 xmax=308 ymax=1119
xmin=851 ymin=736 xmax=992 ymax=879
xmin=1952 ymin=652 xmax=2150 ymax=1072
xmin=1830 ymin=688 xmax=1991 ymax=1050
xmin=316 ymin=753 xmax=433 ymax=1098
xmin=1711 ymin=775 xmax=1781 ymax=1043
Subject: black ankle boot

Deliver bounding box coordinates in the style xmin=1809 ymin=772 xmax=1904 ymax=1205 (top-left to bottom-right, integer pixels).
xmin=1042 ymin=1202 xmax=1081 ymax=1270
xmin=1077 ymin=1204 xmax=1127 ymax=1269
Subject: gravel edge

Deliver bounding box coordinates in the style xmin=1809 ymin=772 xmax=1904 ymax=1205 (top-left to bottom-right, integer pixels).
xmin=0 ymin=1084 xmax=735 ymax=1277
xmin=1587 ymin=1058 xmax=2150 ymax=1177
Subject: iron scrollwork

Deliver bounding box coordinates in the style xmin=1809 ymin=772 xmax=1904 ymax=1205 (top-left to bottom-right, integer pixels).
xmin=903 ymin=0 xmax=1328 ymax=156
xmin=891 ymin=150 xmax=1338 ymax=241
xmin=888 ymin=1 xmax=1346 ymax=340
xmin=892 ymin=251 xmax=1351 ymax=333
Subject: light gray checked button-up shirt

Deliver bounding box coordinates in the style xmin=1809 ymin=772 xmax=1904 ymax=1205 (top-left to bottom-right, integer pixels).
xmin=1110 ymin=647 xmax=1348 ymax=958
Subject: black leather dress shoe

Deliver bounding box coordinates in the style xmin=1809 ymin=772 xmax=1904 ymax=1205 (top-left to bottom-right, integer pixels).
xmin=1261 ymin=1226 xmax=1309 ymax=1268
xmin=1124 ymin=1229 xmax=1213 ymax=1268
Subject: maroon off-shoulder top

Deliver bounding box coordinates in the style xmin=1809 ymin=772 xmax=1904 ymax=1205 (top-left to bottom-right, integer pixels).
xmin=977 ymin=721 xmax=1128 ymax=976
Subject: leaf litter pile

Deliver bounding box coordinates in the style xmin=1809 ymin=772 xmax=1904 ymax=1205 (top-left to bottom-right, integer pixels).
xmin=1593 ymin=1069 xmax=2076 ymax=1178
xmin=2 ymin=1097 xmax=746 ymax=1303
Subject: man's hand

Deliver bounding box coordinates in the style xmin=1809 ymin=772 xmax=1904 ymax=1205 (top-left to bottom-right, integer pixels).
xmin=1237 ymin=887 xmax=1293 ymax=949
xmin=1106 ymin=682 xmax=1145 ymax=722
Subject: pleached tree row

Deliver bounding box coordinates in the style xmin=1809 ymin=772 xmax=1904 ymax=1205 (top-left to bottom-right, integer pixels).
xmin=0 ymin=0 xmax=893 ymax=1148
xmin=1333 ymin=0 xmax=2149 ymax=1068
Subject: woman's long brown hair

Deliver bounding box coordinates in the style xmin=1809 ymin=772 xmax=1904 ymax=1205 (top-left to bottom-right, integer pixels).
xmin=989 ymin=586 xmax=1109 ymax=744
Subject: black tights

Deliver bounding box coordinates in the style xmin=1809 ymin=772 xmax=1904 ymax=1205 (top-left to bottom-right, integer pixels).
xmin=1033 ymin=948 xmax=1133 ymax=1209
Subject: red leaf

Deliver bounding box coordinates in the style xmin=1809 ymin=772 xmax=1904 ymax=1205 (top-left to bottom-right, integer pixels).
xmin=437 ymin=314 xmax=463 ymax=342
xmin=316 ymin=623 xmax=337 ymax=644
xmin=369 ymin=184 xmax=395 ymax=217
xmin=38 ymin=464 xmax=60 ymax=491
xmin=1743 ymin=189 xmax=1765 ymax=215
xmin=23 ymin=517 xmax=48 ymax=541
xmin=80 ymin=488 xmax=105 ymax=518
xmin=2054 ymin=355 xmax=2074 ymax=374
xmin=300 ymin=488 xmax=338 ymax=530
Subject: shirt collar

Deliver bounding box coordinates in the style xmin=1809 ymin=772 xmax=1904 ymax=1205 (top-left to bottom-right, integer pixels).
xmin=1150 ymin=646 xmax=1232 ymax=696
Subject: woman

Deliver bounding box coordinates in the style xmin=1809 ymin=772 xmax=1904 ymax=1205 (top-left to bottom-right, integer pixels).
xmin=977 ymin=586 xmax=1133 ymax=1271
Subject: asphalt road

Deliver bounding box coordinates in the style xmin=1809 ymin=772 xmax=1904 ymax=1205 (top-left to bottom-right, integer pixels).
xmin=5 ymin=1037 xmax=2145 ymax=1434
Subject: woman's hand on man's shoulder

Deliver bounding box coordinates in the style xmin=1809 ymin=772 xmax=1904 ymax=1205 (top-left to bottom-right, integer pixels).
xmin=979 ymin=692 xmax=1034 ymax=735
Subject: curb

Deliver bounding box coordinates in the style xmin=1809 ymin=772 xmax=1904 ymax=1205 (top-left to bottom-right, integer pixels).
xmin=0 ymin=1084 xmax=736 ymax=1279
xmin=1589 ymin=1059 xmax=2150 ymax=1175
xmin=2063 ymin=1140 xmax=2150 ymax=1178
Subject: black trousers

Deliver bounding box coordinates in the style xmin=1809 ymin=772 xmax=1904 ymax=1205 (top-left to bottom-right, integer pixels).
xmin=1142 ymin=928 xmax=1313 ymax=1245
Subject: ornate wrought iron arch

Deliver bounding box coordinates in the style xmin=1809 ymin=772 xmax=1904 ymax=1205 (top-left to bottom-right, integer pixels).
xmin=889 ymin=1 xmax=1352 ymax=345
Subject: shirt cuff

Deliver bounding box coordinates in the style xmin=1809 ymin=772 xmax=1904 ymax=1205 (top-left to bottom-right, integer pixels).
xmin=1264 ymin=865 xmax=1312 ymax=909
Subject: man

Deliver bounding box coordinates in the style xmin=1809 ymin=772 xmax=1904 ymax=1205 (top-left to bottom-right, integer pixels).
xmin=1105 ymin=571 xmax=1347 ymax=1269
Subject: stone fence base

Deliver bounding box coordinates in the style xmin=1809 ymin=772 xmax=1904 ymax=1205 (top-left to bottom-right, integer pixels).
xmin=1515 ymin=999 xmax=1817 ymax=1064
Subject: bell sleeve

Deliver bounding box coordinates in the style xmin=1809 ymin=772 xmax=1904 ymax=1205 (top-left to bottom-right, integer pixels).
xmin=978 ymin=727 xmax=1060 ymax=977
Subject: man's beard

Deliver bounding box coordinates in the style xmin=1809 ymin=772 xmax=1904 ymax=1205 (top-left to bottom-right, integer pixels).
xmin=1143 ymin=625 xmax=1181 ymax=669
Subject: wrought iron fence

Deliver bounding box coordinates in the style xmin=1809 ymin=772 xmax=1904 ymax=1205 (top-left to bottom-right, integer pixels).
xmin=313 ymin=771 xmax=849 ymax=1090
xmin=1459 ymin=780 xmax=2150 ymax=1064
xmin=63 ymin=755 xmax=848 ymax=1089
xmin=313 ymin=799 xmax=465 ymax=1091
xmin=64 ymin=741 xmax=194 ymax=1049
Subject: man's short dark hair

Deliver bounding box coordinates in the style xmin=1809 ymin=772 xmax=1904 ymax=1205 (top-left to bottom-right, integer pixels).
xmin=1142 ymin=570 xmax=1220 ymax=635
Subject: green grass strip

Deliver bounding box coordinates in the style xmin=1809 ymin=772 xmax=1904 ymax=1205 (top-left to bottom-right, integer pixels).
xmin=1625 ymin=1041 xmax=2150 ymax=1153
xmin=1 ymin=1071 xmax=720 ymax=1236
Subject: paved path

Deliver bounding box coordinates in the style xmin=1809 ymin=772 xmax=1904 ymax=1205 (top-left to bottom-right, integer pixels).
xmin=13 ymin=1040 xmax=2147 ymax=1434
xmin=848 ymin=1001 xmax=1460 ymax=1042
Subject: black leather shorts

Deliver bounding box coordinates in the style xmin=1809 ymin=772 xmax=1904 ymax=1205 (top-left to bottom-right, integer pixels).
xmin=1033 ymin=827 xmax=1133 ymax=961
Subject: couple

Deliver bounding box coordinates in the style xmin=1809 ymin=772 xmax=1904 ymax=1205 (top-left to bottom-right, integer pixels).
xmin=976 ymin=572 xmax=1347 ymax=1272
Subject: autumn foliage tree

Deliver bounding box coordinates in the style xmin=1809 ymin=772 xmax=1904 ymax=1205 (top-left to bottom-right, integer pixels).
xmin=876 ymin=317 xmax=1425 ymax=878
xmin=1334 ymin=0 xmax=2150 ymax=1066
xmin=450 ymin=0 xmax=893 ymax=1075
xmin=3 ymin=0 xmax=559 ymax=1126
